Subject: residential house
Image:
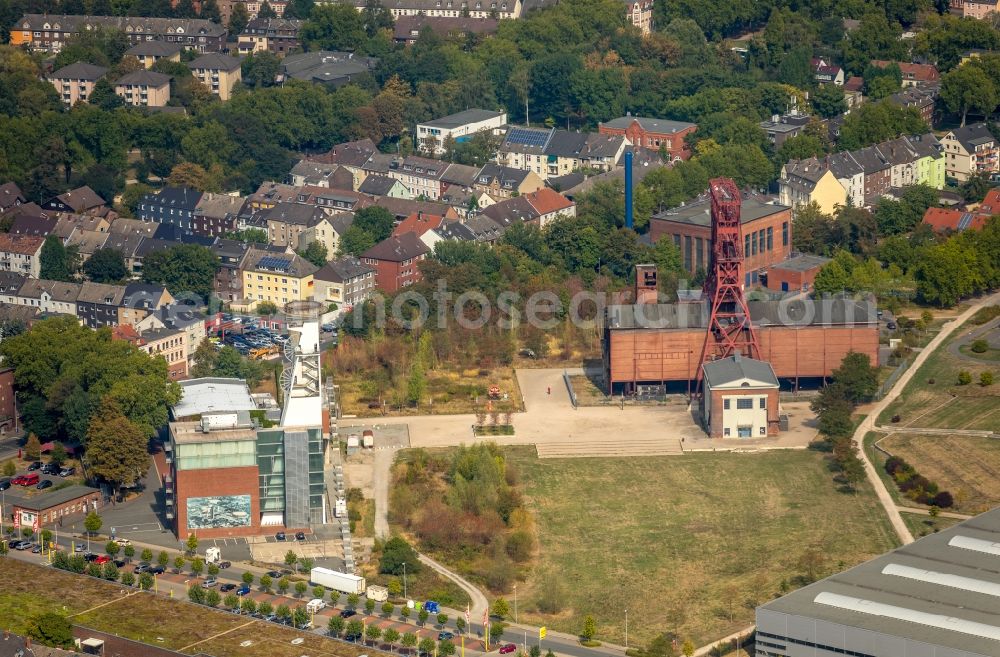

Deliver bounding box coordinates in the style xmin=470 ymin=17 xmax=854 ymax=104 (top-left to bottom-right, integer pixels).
xmin=289 ymin=161 xmax=353 ymax=189
xmin=41 ymin=185 xmax=106 ymax=214
xmin=240 ymin=249 xmax=318 ymax=311
xmin=758 ymin=112 xmax=811 ymax=148
xmin=10 ymin=14 xmax=227 ymax=54
xmin=14 ymin=278 xmax=82 ymax=315
xmin=101 ymin=232 xmax=147 ymax=276
xmin=124 ymin=40 xmax=183 ymax=68
xmin=393 ymin=211 xmax=447 ymax=239
xmin=65 ymin=229 xmax=110 ymax=264
xmin=0 ymin=183 xmax=26 ymax=214
xmin=188 ymin=53 xmax=242 ymax=101
xmin=280 ymin=51 xmax=378 ymax=87
xmin=498 ymin=127 xmax=628 ymax=180
xmin=461 ymin=214 xmax=504 ymax=243
xmin=349 ymin=0 xmax=522 ymax=20
xmin=0 ymin=272 xmax=26 ymax=304
xmin=76 ymin=281 xmax=126 ymax=328
xmin=138 ymin=326 xmax=188 ymax=378
xmin=474 ymin=163 xmax=545 ymax=199
xmin=0 ymin=234 xmax=44 ymax=277
xmin=812 ymin=57 xmax=844 ymax=85
xmin=392 ymin=15 xmax=498 ymax=43
xmin=310 ymin=138 xmax=379 ymax=189
xmin=218 ymin=0 xmax=288 ymax=25
xmin=621 ymin=0 xmax=653 ymax=34
xmin=296 ymin=212 xmax=351 ymax=257
xmin=299 ymin=187 xmax=372 ymax=214
xmin=940 ymin=122 xmax=999 ymax=182
xmin=387 ymin=156 xmax=451 ymax=200
xmin=136 ymin=304 xmax=207 ymax=358
xmin=237 ymin=17 xmax=302 ymax=57
xmin=889 ymin=85 xmax=938 ymax=126
xmin=598 ymin=115 xmax=696 ymax=160
xmin=114 ymin=70 xmax=171 ymax=107
xmin=246 ymin=182 xmax=300 ymax=211
xmin=420 ymin=220 xmax=479 ymax=250
xmin=9 ymin=214 xmax=58 ymax=237
xmin=312 ymin=256 xmax=375 ymax=309
xmin=358 ymin=174 xmax=410 ymax=198
xmin=192 ymin=193 xmax=245 ymax=237
xmin=108 ymin=217 xmax=159 ymax=237
xmin=778 ymin=159 xmax=848 ymax=214
xmin=265 ymin=201 xmax=326 ymax=248
xmin=416 ymin=109 xmax=507 ymax=156
xmin=51 ymin=213 xmax=111 ymax=240
xmin=871 ymin=60 xmax=940 ymax=87
xmin=481 ymin=196 xmax=540 ymax=228
xmin=210 ymin=238 xmax=254 ymax=303
xmin=137 ymin=187 xmax=203 ymax=233
xmin=921 ymin=187 xmax=1000 ymax=232
xmin=961 ymin=0 xmax=1000 ymax=19
xmin=360 ymin=233 xmax=429 ymax=293
xmin=522 ymin=187 xmax=576 ymax=227
xmin=119 ymin=281 xmax=174 ymax=326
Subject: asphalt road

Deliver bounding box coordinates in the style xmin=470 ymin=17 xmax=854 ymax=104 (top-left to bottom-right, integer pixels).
xmin=4 ymin=543 xmax=622 ymax=657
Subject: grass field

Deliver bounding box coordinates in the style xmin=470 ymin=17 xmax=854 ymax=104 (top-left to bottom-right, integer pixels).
xmin=878 ymin=317 xmax=1000 ymax=431
xmin=878 ymin=433 xmax=1000 ymax=514
xmin=0 ymin=559 xmax=368 ymax=657
xmin=510 ymin=449 xmax=898 ymax=648
xmin=899 ymin=510 xmax=962 ymax=538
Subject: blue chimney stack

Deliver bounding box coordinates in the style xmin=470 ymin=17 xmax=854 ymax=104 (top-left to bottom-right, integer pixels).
xmin=624 ymin=149 xmax=634 ymax=230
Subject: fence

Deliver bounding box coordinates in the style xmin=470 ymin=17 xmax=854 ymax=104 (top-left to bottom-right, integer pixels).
xmin=876 ymin=357 xmax=911 ymax=400
xmin=563 ymin=370 xmax=578 ymax=409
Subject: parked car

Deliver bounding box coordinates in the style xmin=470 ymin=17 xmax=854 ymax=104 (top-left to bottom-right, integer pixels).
xmin=438 ymin=632 xmax=454 ymax=641
xmin=115 ymin=538 xmax=132 ymax=546
xmin=220 ymin=583 xmax=237 ymax=592
xmin=886 ymin=321 xmax=897 ymax=330
xmin=150 ymin=565 xmax=165 ymax=575
xmin=0 ymin=478 xmax=11 ymax=491
xmin=94 ymin=555 xmax=111 ymax=565
xmin=339 ymin=609 xmax=357 ymax=618
xmin=15 ymin=473 xmax=39 ymax=486
xmin=31 ymin=544 xmax=42 ymax=554
xmin=41 ymin=463 xmax=59 ymax=475
xmin=321 ymin=323 xmax=336 ymax=332
xmin=36 ymin=479 xmax=52 ymax=490
xmin=83 ymin=553 xmax=99 ymax=562
xmin=295 ymin=531 xmax=306 ymax=541
xmin=58 ymin=467 xmax=75 ymax=478
xmin=266 ymin=570 xmax=283 ymax=578
xmin=236 ymin=585 xmax=251 ymax=596
xmin=133 ymin=563 xmax=151 ymax=573
xmin=499 ymin=645 xmax=517 ymax=654
xmin=201 ymin=578 xmax=218 ymax=588
xmin=113 ymin=559 xmax=126 ymax=568
xmin=13 ymin=540 xmax=31 ymax=550
xmin=275 ymin=532 xmax=286 ymax=541
xmin=27 ymin=461 xmax=42 ymax=471
xmin=74 ymin=544 xmax=85 ymax=552
xmin=218 ymin=561 xmax=232 ymax=569
xmin=273 ymin=335 xmax=289 ymax=344
xmin=423 ymin=601 xmax=440 ymax=614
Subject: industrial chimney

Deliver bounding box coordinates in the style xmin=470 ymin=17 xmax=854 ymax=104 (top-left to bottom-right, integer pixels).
xmin=624 ymin=149 xmax=634 ymax=230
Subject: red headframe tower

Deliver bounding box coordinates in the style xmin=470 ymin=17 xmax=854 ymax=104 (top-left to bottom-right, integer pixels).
xmin=694 ymin=178 xmax=760 ymax=393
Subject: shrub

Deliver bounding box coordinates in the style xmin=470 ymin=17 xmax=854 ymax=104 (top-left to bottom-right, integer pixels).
xmin=934 ymin=491 xmax=954 ymax=508
xmin=971 ymin=339 xmax=989 ymax=353
xmin=981 ymin=371 xmax=994 ymax=387
xmin=958 ymin=370 xmax=972 ymax=385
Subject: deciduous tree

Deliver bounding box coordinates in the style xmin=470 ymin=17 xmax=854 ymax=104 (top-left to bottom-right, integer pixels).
xmin=86 ymin=398 xmax=149 ymax=497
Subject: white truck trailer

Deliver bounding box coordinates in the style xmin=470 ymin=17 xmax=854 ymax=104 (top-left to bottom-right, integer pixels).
xmin=311 ymin=566 xmax=366 ymax=595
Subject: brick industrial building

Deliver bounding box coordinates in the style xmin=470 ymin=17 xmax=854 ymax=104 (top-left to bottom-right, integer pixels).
xmin=598 ymin=115 xmax=697 ymax=161
xmin=650 ymin=197 xmax=793 ymax=284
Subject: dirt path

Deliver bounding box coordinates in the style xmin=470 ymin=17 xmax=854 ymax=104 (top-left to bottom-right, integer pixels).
xmin=373 ymin=447 xmax=393 ymax=538
xmin=852 ymin=290 xmax=1000 ymax=546
xmin=417 ymin=551 xmax=489 ymax=622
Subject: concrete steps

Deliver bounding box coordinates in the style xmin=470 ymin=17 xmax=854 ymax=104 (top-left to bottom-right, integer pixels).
xmin=535 ymin=438 xmax=684 ymax=458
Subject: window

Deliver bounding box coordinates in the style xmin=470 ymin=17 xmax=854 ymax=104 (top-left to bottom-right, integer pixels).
xmin=736 ymin=398 xmax=753 ymax=410
xmin=758 ymin=230 xmax=764 ymax=254
xmin=782 ymin=221 xmax=789 ymax=246
xmin=723 ymin=398 xmax=730 ymax=410
xmin=766 ymin=226 xmax=773 ymax=251
xmin=744 ymin=234 xmax=750 ymax=256
xmin=724 ymin=428 xmax=730 ymax=436
xmin=759 ymin=398 xmax=766 ymax=409
xmin=760 ymin=426 xmax=766 ymax=435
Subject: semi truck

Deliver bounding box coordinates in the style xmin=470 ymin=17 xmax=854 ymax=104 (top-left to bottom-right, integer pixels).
xmin=311 ymin=566 xmax=366 ymax=595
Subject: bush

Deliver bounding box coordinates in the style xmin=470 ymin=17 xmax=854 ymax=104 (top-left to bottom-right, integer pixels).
xmin=506 ymin=530 xmax=533 ymax=562
xmin=958 ymin=371 xmax=972 ymax=385
xmin=981 ymin=372 xmax=994 ymax=387
xmin=971 ymin=339 xmax=989 ymax=353
xmin=934 ymin=491 xmax=954 ymax=508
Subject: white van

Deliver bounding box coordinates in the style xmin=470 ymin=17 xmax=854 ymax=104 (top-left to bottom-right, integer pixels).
xmin=306 ymin=598 xmax=327 ymax=613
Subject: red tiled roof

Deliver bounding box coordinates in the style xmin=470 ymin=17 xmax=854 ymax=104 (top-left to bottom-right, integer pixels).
xmin=872 ymin=60 xmax=940 ymax=82
xmin=0 ymin=233 xmax=44 ymax=255
xmin=523 ymin=187 xmax=574 ymax=216
xmin=392 ymin=211 xmax=446 ymax=238
xmin=921 ymin=207 xmax=990 ymax=233
xmin=111 ymin=324 xmax=144 ymax=345
xmin=844 ymin=76 xmax=864 ymax=92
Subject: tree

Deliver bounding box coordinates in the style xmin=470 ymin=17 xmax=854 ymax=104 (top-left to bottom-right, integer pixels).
xmin=40 ymin=235 xmax=76 ymax=282
xmin=49 ymin=443 xmax=67 ymax=466
xmin=831 ymin=352 xmax=879 ymax=404
xmin=941 ymin=64 xmax=998 ymax=127
xmin=224 ymin=593 xmax=239 ymax=610
xmin=241 ymin=51 xmax=281 ymax=89
xmin=366 ymin=623 xmax=382 ymax=645
xmin=384 ymin=627 xmax=401 ymax=651
xmin=277 ymin=604 xmax=292 ymax=621
xmin=243 ymin=571 xmax=255 ymax=585
xmin=24 ymin=433 xmax=41 ymax=461
xmin=284 ymin=549 xmax=298 ymax=568
xmin=102 ymin=562 xmax=119 ymax=581
xmin=348 ymin=592 xmax=360 ymax=608
xmin=418 ymin=607 xmax=430 ymax=625
xmin=300 ymin=557 xmax=314 ymax=572
xmin=208 ymin=563 xmax=220 ymax=576
xmin=436 ymin=612 xmax=448 ymax=626
xmin=204 ymin=589 xmax=221 ymax=607
xmin=123 ymin=545 xmax=135 ymax=561
xmin=158 ymin=551 xmax=170 ymax=568
xmin=260 ymin=574 xmax=273 ymax=591
xmin=328 ymin=614 xmax=346 ymax=636
xmin=29 ymin=613 xmax=73 ymax=648
xmin=346 ymin=619 xmax=364 ymax=641
xmin=174 ymin=556 xmax=186 ymax=572
xmin=418 ymin=637 xmax=436 ymax=656
xmin=382 ymin=601 xmax=394 ymax=615
xmin=301 ymin=3 xmax=367 ymax=52
xmin=314 ymin=585 xmax=326 ymax=599
xmin=278 ymin=577 xmax=290 ymax=594
xmin=293 ymin=607 xmax=310 ymax=627
xmin=84 ymin=511 xmax=103 ymax=536
xmin=141 ymin=244 xmax=219 ymax=301
xmin=191 ymin=558 xmax=204 ymax=576
xmin=228 ymin=2 xmax=250 ymax=35
xmin=353 ymin=206 xmax=396 ymax=244
xmin=167 ymin=163 xmax=218 ymax=192
xmin=297 ymin=240 xmax=328 ymax=267
xmin=456 ymin=616 xmax=467 ymax=634
xmin=121 ymin=572 xmax=135 ymax=587
xmin=295 ymin=580 xmax=308 ymax=597
xmin=981 ymin=371 xmax=994 ymax=386
xmin=258 ymin=1 xmax=278 ymax=17
xmin=402 ymin=632 xmax=418 ymax=653
xmin=105 ymin=540 xmax=120 ymax=557
xmin=138 ymin=572 xmax=155 ymax=590
xmin=85 ymin=398 xmax=150 ymax=497
xmin=439 ymin=640 xmax=456 ymax=656
xmin=188 ymin=585 xmax=206 ymax=604
xmin=492 ymin=598 xmax=510 ymax=619
xmin=83 ymin=249 xmax=129 ymax=283
xmin=365 ymin=597 xmax=376 ymax=614
xmin=682 ymin=639 xmax=695 ymax=657
xmin=2 ymin=459 xmax=15 ymax=476
xmin=581 ymin=615 xmax=597 ymax=642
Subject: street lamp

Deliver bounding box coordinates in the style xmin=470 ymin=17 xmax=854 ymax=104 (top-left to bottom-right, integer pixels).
xmin=403 ymin=561 xmax=407 ymax=599
xmin=625 ymin=608 xmax=628 ymax=649
xmin=513 ymin=584 xmax=517 ymax=623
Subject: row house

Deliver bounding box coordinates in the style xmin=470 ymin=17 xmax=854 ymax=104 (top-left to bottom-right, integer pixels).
xmin=42 ymin=185 xmax=107 ymax=216
xmin=0 ymin=183 xmax=26 ymax=215
xmin=289 ymin=161 xmax=353 ymax=189
xmin=119 ymin=282 xmax=174 ymax=326
xmin=237 ymin=17 xmax=302 ymax=56
xmin=296 ymin=213 xmax=353 ymax=257
xmin=358 ymin=174 xmax=410 ymax=199
xmin=309 ymin=138 xmax=380 ymax=189
xmin=360 ymin=233 xmax=429 ymax=293
xmin=136 ymin=305 xmax=207 ymax=359
xmin=10 ymin=14 xmax=226 ymax=54
xmin=497 ymin=127 xmax=629 ymax=181
xmin=48 ymin=63 xmax=107 ymax=106
xmin=419 ymin=220 xmax=480 ymax=250
xmin=14 ymin=279 xmax=81 ymax=315
xmin=211 ymin=238 xmax=255 ymax=304
xmin=940 ymin=123 xmax=999 ymax=182
xmin=10 ymin=214 xmax=58 ymax=237
xmin=598 ymin=115 xmax=696 ymax=160
xmin=393 ymin=16 xmax=499 ymax=43
xmin=138 ymin=186 xmax=204 ymax=234
xmin=188 ymin=53 xmax=242 ymax=101
xmin=219 ymin=0 xmax=288 ymax=25
xmin=349 ymin=0 xmax=522 ymax=20
xmin=124 ymin=41 xmax=182 ymax=69
xmin=76 ymin=281 xmax=126 ymax=328
xmin=247 ymin=182 xmax=300 ymax=212
xmin=889 ymin=85 xmax=938 ymax=126
xmin=388 ymin=156 xmax=451 ymax=200
xmin=192 ymin=193 xmax=246 ymax=238
xmin=264 ymin=201 xmax=327 ymax=248
xmin=312 ymin=256 xmax=376 ymax=310
xmin=0 ymin=234 xmax=44 ymax=278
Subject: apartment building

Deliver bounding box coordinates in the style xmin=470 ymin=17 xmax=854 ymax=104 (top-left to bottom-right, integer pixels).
xmin=48 ymin=62 xmax=107 ymax=105
xmin=241 ymin=250 xmax=317 ymax=311
xmin=114 ymin=70 xmax=171 ymax=107
xmin=941 ymin=122 xmax=999 ymax=182
xmin=188 ymin=53 xmax=242 ymax=101
xmin=0 ymin=234 xmax=44 ymax=278
xmin=599 ymin=115 xmax=694 ymax=160
xmin=237 ymin=17 xmax=302 ymax=56
xmin=124 ymin=40 xmax=183 ymax=68
xmin=349 ymin=0 xmax=522 ymax=20
xmin=312 ymin=256 xmax=376 ymax=309
xmin=9 ymin=14 xmax=226 ymax=53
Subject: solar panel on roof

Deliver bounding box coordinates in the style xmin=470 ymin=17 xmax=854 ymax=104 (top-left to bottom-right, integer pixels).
xmin=506 ymin=127 xmax=549 ymax=148
xmin=958 ymin=213 xmax=974 ymax=231
xmin=258 ymin=256 xmax=291 ymax=271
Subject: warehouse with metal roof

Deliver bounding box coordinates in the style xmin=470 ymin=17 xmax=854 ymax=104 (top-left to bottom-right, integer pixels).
xmin=755 ymin=507 xmax=1000 ymax=657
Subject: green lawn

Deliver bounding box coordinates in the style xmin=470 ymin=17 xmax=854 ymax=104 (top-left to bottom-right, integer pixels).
xmin=879 ymin=317 xmax=1000 ymax=430
xmin=898 ymin=510 xmax=962 ymax=538
xmin=510 ymin=450 xmax=899 ymax=648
